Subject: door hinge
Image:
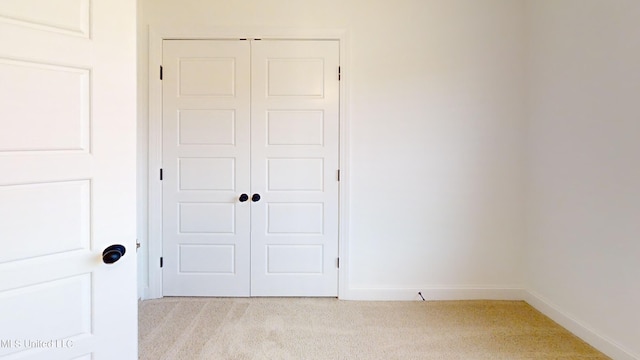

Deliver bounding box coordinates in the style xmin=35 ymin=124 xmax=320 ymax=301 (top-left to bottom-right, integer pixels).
xmin=160 ymin=168 xmax=163 ymax=180
xmin=337 ymin=169 xmax=341 ymax=181
xmin=338 ymin=66 xmax=341 ymax=81
xmin=337 ymin=257 xmax=340 ymax=268
xmin=160 ymin=257 xmax=163 ymax=268
xmin=160 ymin=65 xmax=163 ymax=80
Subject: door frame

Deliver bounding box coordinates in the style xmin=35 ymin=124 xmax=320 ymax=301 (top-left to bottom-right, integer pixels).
xmin=146 ymin=27 xmax=351 ymax=299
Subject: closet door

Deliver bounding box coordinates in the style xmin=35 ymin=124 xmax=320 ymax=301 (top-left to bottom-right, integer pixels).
xmin=162 ymin=39 xmax=340 ymax=297
xmin=162 ymin=40 xmax=251 ymax=296
xmin=250 ymin=40 xmax=340 ymax=296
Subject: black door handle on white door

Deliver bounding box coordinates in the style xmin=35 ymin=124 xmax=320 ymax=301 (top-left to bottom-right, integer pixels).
xmin=239 ymin=194 xmax=249 ymax=202
xmin=252 ymin=194 xmax=261 ymax=202
xmin=103 ymin=244 xmax=126 ymax=264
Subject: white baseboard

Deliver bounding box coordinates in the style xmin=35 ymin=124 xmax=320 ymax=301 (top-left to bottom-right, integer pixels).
xmin=342 ymin=286 xmax=526 ymax=301
xmin=139 ymin=286 xmax=163 ymax=301
xmin=524 ymin=290 xmax=638 ymax=360
xmin=139 ymin=286 xmax=149 ymax=301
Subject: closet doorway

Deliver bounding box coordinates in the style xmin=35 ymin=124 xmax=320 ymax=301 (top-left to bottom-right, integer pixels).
xmin=161 ymin=39 xmax=340 ymax=297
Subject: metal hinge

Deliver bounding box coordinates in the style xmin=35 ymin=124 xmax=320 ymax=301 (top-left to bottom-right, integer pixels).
xmin=338 ymin=66 xmax=341 ymax=81
xmin=160 ymin=65 xmax=163 ymax=80
xmin=337 ymin=169 xmax=340 ymax=181
xmin=160 ymin=257 xmax=163 ymax=268
xmin=160 ymin=168 xmax=163 ymax=180
xmin=337 ymin=257 xmax=340 ymax=268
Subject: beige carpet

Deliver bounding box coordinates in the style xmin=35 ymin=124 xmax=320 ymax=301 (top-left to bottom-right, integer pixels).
xmin=139 ymin=298 xmax=609 ymax=360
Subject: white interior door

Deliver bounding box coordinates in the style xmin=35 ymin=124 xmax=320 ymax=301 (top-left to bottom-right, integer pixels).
xmin=162 ymin=40 xmax=251 ymax=296
xmin=0 ymin=1 xmax=137 ymax=359
xmin=162 ymin=39 xmax=339 ymax=297
xmin=250 ymin=40 xmax=340 ymax=296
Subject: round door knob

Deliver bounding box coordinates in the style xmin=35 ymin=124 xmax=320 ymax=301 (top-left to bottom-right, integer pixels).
xmin=252 ymin=193 xmax=261 ymax=202
xmin=239 ymin=193 xmax=249 ymax=202
xmin=103 ymin=244 xmax=126 ymax=264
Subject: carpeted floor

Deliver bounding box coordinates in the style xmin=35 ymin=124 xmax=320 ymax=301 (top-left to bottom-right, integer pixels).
xmin=139 ymin=298 xmax=610 ymax=360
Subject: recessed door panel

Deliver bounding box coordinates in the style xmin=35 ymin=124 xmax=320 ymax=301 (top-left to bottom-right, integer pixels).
xmin=179 ymin=58 xmax=235 ymax=96
xmin=267 ymin=158 xmax=324 ymax=191
xmin=179 ymin=158 xmax=235 ymax=191
xmin=179 ymin=109 xmax=235 ymax=145
xmin=179 ymin=203 xmax=235 ymax=234
xmin=267 ymin=59 xmax=324 ymax=97
xmin=179 ymin=245 xmax=235 ymax=273
xmin=0 ymin=180 xmax=90 ymax=263
xmin=267 ymin=203 xmax=324 ymax=234
xmin=267 ymin=245 xmax=324 ymax=274
xmin=0 ymin=59 xmax=89 ymax=153
xmin=0 ymin=274 xmax=91 ymax=357
xmin=0 ymin=0 xmax=90 ymax=37
xmin=267 ymin=110 xmax=324 ymax=145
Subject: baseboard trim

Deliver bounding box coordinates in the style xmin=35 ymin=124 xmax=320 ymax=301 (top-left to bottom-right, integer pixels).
xmin=524 ymin=290 xmax=638 ymax=360
xmin=139 ymin=286 xmax=149 ymax=301
xmin=343 ymin=286 xmax=526 ymax=301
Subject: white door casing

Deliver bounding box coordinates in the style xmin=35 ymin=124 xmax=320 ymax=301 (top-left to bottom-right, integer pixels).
xmin=0 ymin=1 xmax=137 ymax=359
xmin=161 ymin=39 xmax=340 ymax=297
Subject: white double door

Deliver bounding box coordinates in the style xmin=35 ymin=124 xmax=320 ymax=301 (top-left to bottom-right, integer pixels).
xmin=162 ymin=39 xmax=339 ymax=297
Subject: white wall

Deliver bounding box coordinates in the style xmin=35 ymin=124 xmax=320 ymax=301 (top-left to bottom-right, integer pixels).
xmin=136 ymin=0 xmax=639 ymax=357
xmin=344 ymin=2 xmax=527 ymax=297
xmin=137 ymin=0 xmax=527 ymax=299
xmin=525 ymin=1 xmax=640 ymax=359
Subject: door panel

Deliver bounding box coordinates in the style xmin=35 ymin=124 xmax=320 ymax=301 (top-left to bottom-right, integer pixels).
xmin=0 ymin=0 xmax=137 ymax=359
xmin=0 ymin=0 xmax=90 ymax=37
xmin=0 ymin=59 xmax=89 ymax=152
xmin=0 ymin=180 xmax=90 ymax=263
xmin=267 ymin=110 xmax=324 ymax=145
xmin=162 ymin=40 xmax=251 ymax=296
xmin=266 ymin=59 xmax=325 ymax=97
xmin=251 ymin=40 xmax=339 ymax=296
xmin=178 ymin=109 xmax=236 ymax=145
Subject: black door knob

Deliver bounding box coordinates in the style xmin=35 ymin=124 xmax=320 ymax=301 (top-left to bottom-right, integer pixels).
xmin=103 ymin=244 xmax=126 ymax=264
xmin=239 ymin=193 xmax=249 ymax=202
xmin=252 ymin=194 xmax=261 ymax=202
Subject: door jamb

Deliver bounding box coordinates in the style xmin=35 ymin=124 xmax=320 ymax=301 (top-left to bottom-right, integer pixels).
xmin=146 ymin=27 xmax=351 ymax=299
